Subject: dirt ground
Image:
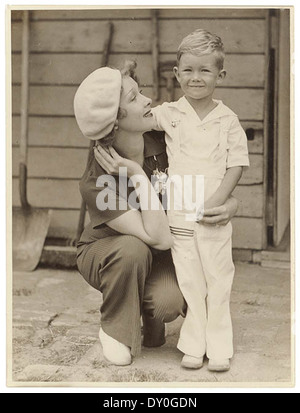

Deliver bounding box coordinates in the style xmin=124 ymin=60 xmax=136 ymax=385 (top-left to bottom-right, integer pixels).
xmin=8 ymin=261 xmax=293 ymax=388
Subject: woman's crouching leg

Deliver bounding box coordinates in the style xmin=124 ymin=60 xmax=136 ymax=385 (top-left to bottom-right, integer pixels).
xmin=142 ymin=250 xmax=186 ymax=347
xmin=77 ymin=235 xmax=152 ymax=356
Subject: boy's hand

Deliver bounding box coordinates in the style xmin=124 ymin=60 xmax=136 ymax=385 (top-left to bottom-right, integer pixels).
xmin=199 ymin=197 xmax=238 ymax=226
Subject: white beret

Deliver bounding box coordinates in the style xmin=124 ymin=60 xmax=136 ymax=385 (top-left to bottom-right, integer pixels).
xmin=74 ymin=67 xmax=122 ymax=140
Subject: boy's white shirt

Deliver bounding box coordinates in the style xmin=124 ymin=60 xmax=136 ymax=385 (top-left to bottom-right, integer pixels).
xmin=151 ymin=96 xmax=250 ymax=172
xmin=151 ymin=96 xmax=250 ymax=222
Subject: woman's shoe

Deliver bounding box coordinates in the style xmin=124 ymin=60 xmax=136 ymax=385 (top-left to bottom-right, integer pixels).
xmin=207 ymin=358 xmax=230 ymax=372
xmin=99 ymin=328 xmax=132 ymax=366
xmin=181 ymin=354 xmax=203 ymax=369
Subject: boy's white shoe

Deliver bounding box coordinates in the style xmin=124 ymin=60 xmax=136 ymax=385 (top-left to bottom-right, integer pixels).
xmin=208 ymin=358 xmax=230 ymax=372
xmin=99 ymin=328 xmax=132 ymax=366
xmin=181 ymin=354 xmax=203 ymax=369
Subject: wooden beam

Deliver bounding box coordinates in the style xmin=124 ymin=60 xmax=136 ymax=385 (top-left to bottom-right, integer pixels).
xmin=11 ymin=19 xmax=266 ymax=53
xmin=12 ymin=85 xmax=264 ymax=120
xmin=151 ymin=9 xmax=160 ymax=101
xmin=12 ymin=116 xmax=264 ymax=153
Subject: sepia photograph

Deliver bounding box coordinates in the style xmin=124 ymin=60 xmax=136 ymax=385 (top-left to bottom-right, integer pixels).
xmin=6 ymin=4 xmax=294 ymax=388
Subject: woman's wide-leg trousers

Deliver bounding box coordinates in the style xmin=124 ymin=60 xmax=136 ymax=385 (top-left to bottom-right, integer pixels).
xmin=77 ymin=234 xmax=186 ymax=356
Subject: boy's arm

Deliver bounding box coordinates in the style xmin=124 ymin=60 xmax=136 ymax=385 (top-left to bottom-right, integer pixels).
xmin=151 ymin=104 xmax=165 ymax=131
xmin=204 ymin=166 xmax=243 ymax=210
xmin=201 ymin=196 xmax=239 ymax=226
xmin=202 ymin=116 xmax=249 ymax=212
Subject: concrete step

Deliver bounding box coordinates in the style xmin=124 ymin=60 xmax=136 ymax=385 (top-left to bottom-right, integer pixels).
xmin=41 ymin=244 xmax=257 ymax=269
xmin=261 ymin=250 xmax=290 ymax=262
xmin=253 ymin=250 xmax=291 ymax=269
xmin=40 ymin=244 xmax=291 ymax=270
xmin=260 ymin=250 xmax=291 ymax=270
xmin=40 ymin=245 xmax=77 ymax=268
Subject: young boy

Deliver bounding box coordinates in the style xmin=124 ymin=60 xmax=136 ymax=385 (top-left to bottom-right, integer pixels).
xmin=151 ymin=29 xmax=250 ymax=371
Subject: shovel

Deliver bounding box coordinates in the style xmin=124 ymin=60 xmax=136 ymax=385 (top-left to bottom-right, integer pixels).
xmin=12 ymin=10 xmax=52 ymax=271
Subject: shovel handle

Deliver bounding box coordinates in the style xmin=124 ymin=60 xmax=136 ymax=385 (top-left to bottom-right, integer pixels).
xmin=19 ymin=163 xmax=30 ymax=210
xmin=19 ymin=10 xmax=30 ymax=166
xmin=19 ymin=10 xmax=30 ymax=209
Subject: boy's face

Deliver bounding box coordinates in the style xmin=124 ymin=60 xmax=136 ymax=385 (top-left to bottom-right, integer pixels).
xmin=173 ymin=53 xmax=226 ymax=102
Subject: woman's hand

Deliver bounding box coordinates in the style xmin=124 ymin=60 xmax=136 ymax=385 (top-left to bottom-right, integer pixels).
xmin=94 ymin=145 xmax=142 ymax=177
xmin=200 ymin=196 xmax=239 ymax=226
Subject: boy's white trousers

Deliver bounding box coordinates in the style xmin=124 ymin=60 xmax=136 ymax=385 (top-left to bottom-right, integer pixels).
xmin=170 ymin=221 xmax=235 ymax=360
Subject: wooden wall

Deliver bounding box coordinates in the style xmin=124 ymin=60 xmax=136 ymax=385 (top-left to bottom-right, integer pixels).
xmin=11 ymin=8 xmax=267 ymax=249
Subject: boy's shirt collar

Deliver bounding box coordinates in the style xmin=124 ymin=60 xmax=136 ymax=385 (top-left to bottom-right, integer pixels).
xmin=167 ymin=96 xmax=237 ymax=124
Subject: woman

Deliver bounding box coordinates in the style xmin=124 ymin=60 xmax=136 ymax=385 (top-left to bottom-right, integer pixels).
xmin=74 ymin=62 xmax=238 ymax=366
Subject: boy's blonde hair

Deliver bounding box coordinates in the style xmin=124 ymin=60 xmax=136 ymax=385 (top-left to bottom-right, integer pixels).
xmin=177 ymin=29 xmax=225 ymax=69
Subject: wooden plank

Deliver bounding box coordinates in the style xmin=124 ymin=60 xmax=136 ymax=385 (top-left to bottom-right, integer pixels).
xmin=12 ymin=174 xmax=263 ymax=218
xmin=47 ymin=209 xmax=89 ymax=239
xmin=233 ymin=185 xmax=263 ymax=217
xmin=11 ymin=19 xmax=265 ymax=53
xmin=12 ymin=147 xmax=263 ymax=186
xmin=200 ymin=89 xmax=264 ymax=121
xmin=11 ymin=173 xmax=264 ymax=244
xmin=12 ymin=177 xmax=82 ymax=208
xmin=12 ymin=116 xmax=89 ymax=147
xmin=12 ymin=53 xmax=265 ymax=88
xmin=11 ymin=20 xmax=152 ymax=53
xmin=11 ymin=8 xmax=267 ymax=21
xmin=158 ymin=8 xmax=267 ymax=19
xmin=11 ymin=10 xmax=22 ymax=21
xmin=158 ymin=19 xmax=265 ymax=53
xmin=12 ymin=148 xmax=89 ymax=179
xmin=239 ymin=154 xmax=263 ymax=185
xmin=11 ymin=21 xmax=22 ymax=52
xmin=12 ymin=53 xmax=152 ymax=85
xmin=48 ymin=211 xmax=263 ymax=248
xmin=273 ymin=9 xmax=291 ymax=246
xmin=232 ymin=217 xmax=263 ymax=249
xmin=161 ymin=88 xmax=264 ymax=120
xmin=11 ymin=115 xmax=263 ymax=153
xmin=223 ymin=55 xmax=265 ymax=87
xmin=12 ymin=85 xmax=264 ymax=120
xmin=12 ymin=85 xmax=77 ymax=116
xmin=31 ymin=9 xmax=152 ymax=20
xmin=242 ymin=126 xmax=264 ymax=154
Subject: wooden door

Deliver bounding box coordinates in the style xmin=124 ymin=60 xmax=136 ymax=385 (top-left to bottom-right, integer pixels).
xmin=273 ymin=9 xmax=291 ymax=246
xmin=265 ymin=9 xmax=291 ymax=247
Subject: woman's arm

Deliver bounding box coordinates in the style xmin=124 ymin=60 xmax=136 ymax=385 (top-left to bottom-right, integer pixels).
xmin=105 ymin=209 xmax=172 ymax=250
xmin=94 ymin=146 xmax=173 ymax=250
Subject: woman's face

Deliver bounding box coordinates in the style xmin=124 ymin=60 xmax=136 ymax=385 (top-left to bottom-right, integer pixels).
xmin=118 ymin=76 xmax=156 ymax=133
